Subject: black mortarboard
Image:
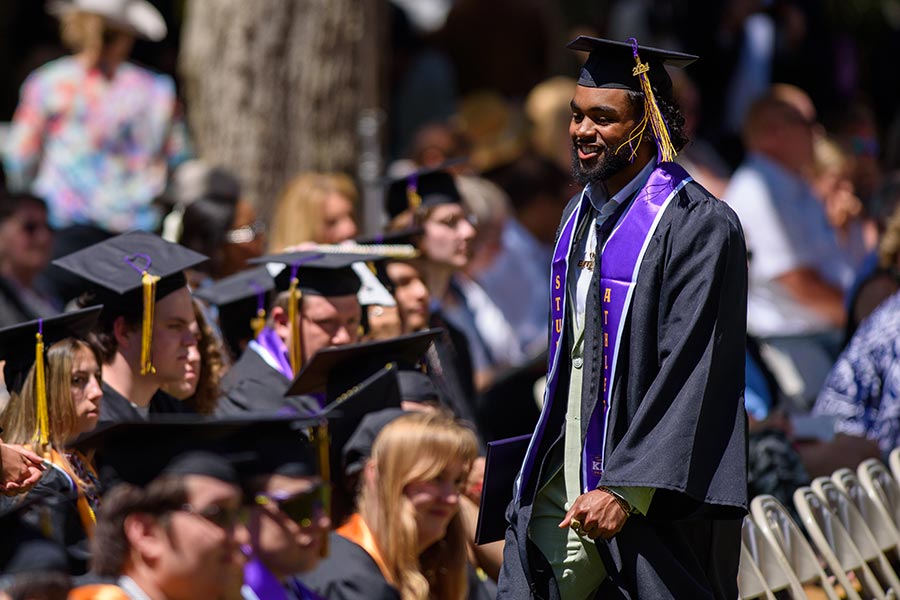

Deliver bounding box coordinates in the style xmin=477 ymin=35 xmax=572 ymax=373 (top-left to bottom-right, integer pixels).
xmin=251 ymin=251 xmax=373 ymax=298
xmin=0 ymin=493 xmax=70 ymax=577
xmin=567 ymin=36 xmax=697 ymax=92
xmin=0 ymin=306 xmax=102 ymax=395
xmin=385 ymin=167 xmax=462 ymax=219
xmin=193 ymin=266 xmax=274 ymax=355
xmin=316 ymin=365 xmax=403 ymax=419
xmin=73 ymin=417 xmax=255 ymax=488
xmin=475 ymin=434 xmax=532 ymax=545
xmin=284 ymin=329 xmax=441 ymax=399
xmin=397 ymin=369 xmax=439 ymax=404
xmin=53 ymin=231 xmax=208 ymax=375
xmin=53 ymin=231 xmax=208 ymax=300
xmin=341 ymin=407 xmax=407 ymax=480
xmin=231 ymin=417 xmax=320 ymax=480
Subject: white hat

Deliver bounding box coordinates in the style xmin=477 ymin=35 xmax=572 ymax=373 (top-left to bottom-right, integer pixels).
xmin=48 ymin=0 xmax=167 ymax=42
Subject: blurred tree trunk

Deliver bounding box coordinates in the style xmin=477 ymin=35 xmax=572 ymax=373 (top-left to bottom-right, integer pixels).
xmin=179 ymin=0 xmax=385 ymax=224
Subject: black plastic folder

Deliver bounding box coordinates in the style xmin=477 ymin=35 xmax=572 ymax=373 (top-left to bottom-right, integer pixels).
xmin=475 ymin=434 xmax=532 ymax=545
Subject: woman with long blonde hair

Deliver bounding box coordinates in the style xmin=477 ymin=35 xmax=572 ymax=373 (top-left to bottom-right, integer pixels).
xmin=268 ymin=172 xmax=359 ymax=249
xmin=0 ymin=308 xmax=104 ymax=573
xmin=304 ymin=411 xmax=478 ymax=600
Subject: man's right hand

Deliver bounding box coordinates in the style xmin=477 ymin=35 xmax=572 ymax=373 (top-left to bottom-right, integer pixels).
xmin=1 ymin=443 xmax=45 ymax=496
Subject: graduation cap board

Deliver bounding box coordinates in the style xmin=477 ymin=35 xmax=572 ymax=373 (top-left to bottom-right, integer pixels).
xmin=284 ymin=328 xmax=442 ymax=400
xmin=353 ymin=227 xmax=424 ymax=248
xmin=193 ymin=265 xmax=275 ymax=342
xmin=567 ymin=36 xmax=698 ymax=163
xmin=475 ymin=434 xmax=532 ymax=545
xmin=385 ymin=163 xmax=463 ymax=219
xmin=72 ymin=416 xmax=324 ymax=489
xmin=0 ymin=306 xmax=103 ymax=449
xmin=53 ymin=231 xmax=208 ymax=375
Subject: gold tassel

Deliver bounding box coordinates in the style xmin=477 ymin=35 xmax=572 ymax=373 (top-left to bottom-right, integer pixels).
xmin=406 ymin=183 xmax=422 ymax=211
xmin=314 ymin=421 xmax=331 ymax=557
xmin=250 ymin=308 xmax=266 ymax=338
xmin=140 ymin=271 xmax=160 ymax=375
xmin=288 ymin=276 xmax=303 ymax=373
xmin=34 ymin=329 xmax=49 ymax=451
xmin=616 ymin=39 xmax=678 ymax=164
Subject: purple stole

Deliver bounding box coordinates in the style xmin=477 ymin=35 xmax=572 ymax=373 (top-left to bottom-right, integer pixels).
xmin=255 ymin=326 xmax=294 ymax=380
xmin=516 ymin=162 xmax=692 ymax=500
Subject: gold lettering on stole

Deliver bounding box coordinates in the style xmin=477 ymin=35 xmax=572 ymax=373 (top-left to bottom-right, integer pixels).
xmin=603 ymin=310 xmax=608 ymax=325
xmin=604 ymin=332 xmax=609 ymax=347
xmin=604 ymin=354 xmax=608 ymax=369
xmin=555 ymin=296 xmax=561 ymax=312
xmin=555 ymin=318 xmax=562 ymax=333
xmin=603 ymin=377 xmax=607 ymax=392
xmin=555 ymin=275 xmax=561 ymax=290
xmin=603 ymin=288 xmax=611 ymax=302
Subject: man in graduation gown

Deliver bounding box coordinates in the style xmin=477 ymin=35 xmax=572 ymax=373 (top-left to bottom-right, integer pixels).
xmin=497 ymin=37 xmax=748 ymax=600
xmin=217 ymin=253 xmax=369 ymax=416
xmin=53 ymin=231 xmax=206 ymax=422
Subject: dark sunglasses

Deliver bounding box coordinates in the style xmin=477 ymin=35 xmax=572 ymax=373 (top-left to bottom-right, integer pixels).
xmin=177 ymin=503 xmax=247 ymax=530
xmin=254 ymin=483 xmax=330 ymax=527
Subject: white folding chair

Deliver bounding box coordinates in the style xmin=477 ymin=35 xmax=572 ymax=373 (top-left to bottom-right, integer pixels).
xmin=858 ymin=459 xmax=900 ymax=534
xmin=794 ymin=486 xmax=889 ymax=599
xmin=812 ymin=476 xmax=900 ymax=597
xmin=750 ymin=494 xmax=841 ymax=600
xmin=833 ymin=467 xmax=900 ymax=555
xmin=889 ymin=448 xmax=900 ymax=488
xmin=740 ymin=517 xmax=791 ymax=599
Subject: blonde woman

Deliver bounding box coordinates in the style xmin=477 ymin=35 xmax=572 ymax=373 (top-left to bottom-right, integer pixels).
xmin=0 ymin=308 xmax=104 ymax=572
xmin=268 ymin=172 xmax=359 ymax=250
xmin=304 ymin=411 xmax=478 ymax=600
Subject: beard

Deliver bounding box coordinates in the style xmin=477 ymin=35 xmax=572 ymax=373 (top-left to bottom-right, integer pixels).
xmin=571 ymin=144 xmax=633 ymax=187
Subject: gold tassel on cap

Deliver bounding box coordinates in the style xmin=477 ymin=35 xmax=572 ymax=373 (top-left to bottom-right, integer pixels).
xmin=249 ymin=280 xmax=267 ymax=339
xmin=406 ymin=175 xmax=422 ymax=211
xmin=615 ymin=38 xmax=678 ymax=164
xmin=288 ymin=264 xmax=304 ymax=374
xmin=140 ymin=271 xmax=160 ymax=375
xmin=33 ymin=321 xmax=49 ymax=452
xmin=313 ymin=421 xmax=331 ymax=557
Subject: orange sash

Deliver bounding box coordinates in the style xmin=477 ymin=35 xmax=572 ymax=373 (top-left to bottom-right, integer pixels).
xmin=337 ymin=513 xmax=394 ymax=585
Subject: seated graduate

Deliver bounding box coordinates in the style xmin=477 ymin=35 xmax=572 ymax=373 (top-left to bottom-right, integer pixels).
xmin=68 ymin=421 xmax=252 ymax=600
xmin=0 ymin=307 xmax=104 ymax=573
xmin=216 ymin=251 xmax=381 ymax=416
xmin=159 ymin=297 xmax=225 ymax=416
xmin=52 ymin=232 xmax=208 ymax=422
xmin=0 ymin=498 xmax=72 ymax=600
xmin=302 ymin=411 xmax=478 ymax=600
xmin=238 ymin=419 xmax=332 ymax=600
xmin=193 ymin=265 xmax=275 ymax=362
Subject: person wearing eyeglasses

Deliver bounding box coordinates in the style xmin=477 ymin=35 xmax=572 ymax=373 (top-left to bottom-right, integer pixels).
xmin=0 ymin=190 xmax=59 ymax=327
xmin=159 ymin=160 xmax=266 ymax=287
xmin=239 ymin=424 xmax=331 ymax=600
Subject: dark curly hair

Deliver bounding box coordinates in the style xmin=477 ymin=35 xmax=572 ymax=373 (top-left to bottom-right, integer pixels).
xmin=625 ymin=86 xmax=690 ymax=153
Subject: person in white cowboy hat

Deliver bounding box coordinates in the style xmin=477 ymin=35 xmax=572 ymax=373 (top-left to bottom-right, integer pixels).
xmin=3 ymin=0 xmax=191 ymax=302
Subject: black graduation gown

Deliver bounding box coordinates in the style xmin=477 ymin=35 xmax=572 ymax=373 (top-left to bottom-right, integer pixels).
xmin=301 ymin=533 xmax=401 ymax=600
xmin=499 ymin=180 xmax=748 ymax=599
xmin=216 ymin=348 xmax=319 ymax=416
xmin=98 ymin=382 xmax=194 ymax=424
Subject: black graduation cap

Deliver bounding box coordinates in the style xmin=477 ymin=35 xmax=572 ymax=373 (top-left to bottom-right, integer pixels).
xmin=0 ymin=494 xmax=70 ymax=577
xmin=385 ymin=166 xmax=462 ymax=219
xmin=567 ymin=36 xmax=697 ymax=92
xmin=284 ymin=329 xmax=441 ymax=399
xmin=250 ymin=251 xmax=376 ymax=298
xmin=397 ymin=369 xmax=439 ymax=404
xmin=316 ymin=364 xmax=403 ymax=419
xmin=341 ymin=407 xmax=407 ymax=480
xmin=193 ymin=266 xmax=274 ymax=356
xmin=0 ymin=306 xmax=103 ymax=395
xmin=53 ymin=231 xmax=208 ymax=375
xmin=72 ymin=417 xmax=259 ymax=488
